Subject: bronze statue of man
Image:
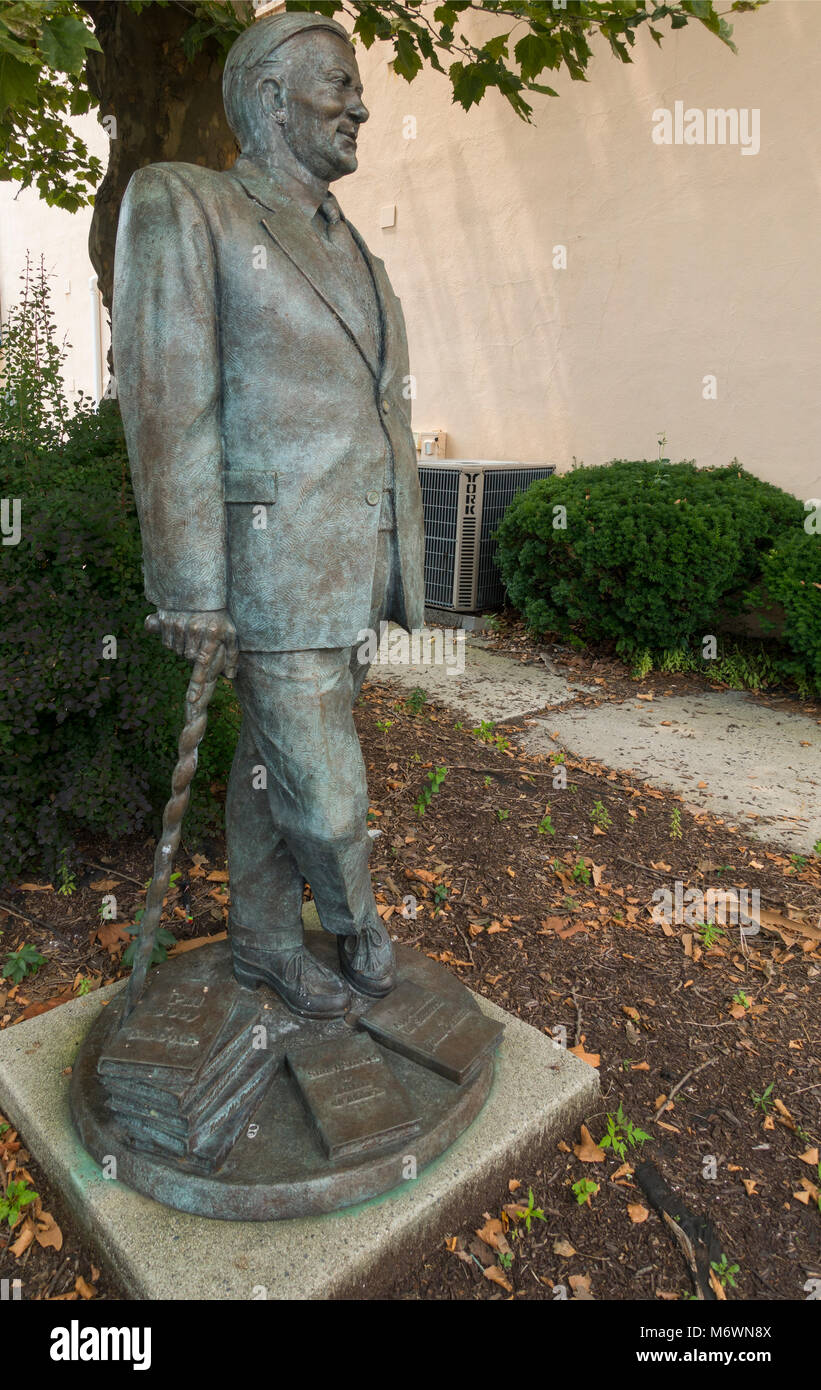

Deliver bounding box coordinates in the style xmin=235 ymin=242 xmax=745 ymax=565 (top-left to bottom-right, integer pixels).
xmin=113 ymin=11 xmax=425 ymax=1021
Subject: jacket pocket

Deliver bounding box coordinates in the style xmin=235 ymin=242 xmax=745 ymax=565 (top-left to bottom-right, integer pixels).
xmin=224 ymin=470 xmax=278 ymax=504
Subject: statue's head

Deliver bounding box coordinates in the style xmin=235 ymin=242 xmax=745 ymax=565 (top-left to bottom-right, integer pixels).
xmin=223 ymin=11 xmax=368 ymax=182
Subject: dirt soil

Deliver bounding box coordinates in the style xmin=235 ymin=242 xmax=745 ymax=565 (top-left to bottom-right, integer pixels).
xmin=1 ymin=678 xmax=819 ymax=1302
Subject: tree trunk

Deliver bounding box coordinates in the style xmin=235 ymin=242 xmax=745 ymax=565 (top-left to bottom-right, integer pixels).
xmin=82 ymin=1 xmax=239 ymax=313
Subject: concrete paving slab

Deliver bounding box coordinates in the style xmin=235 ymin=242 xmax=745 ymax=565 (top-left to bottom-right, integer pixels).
xmin=0 ymin=971 xmax=597 ymax=1301
xmin=370 ymin=630 xmax=594 ymax=723
xmin=521 ymin=691 xmax=821 ymax=852
xmin=368 ymin=634 xmax=820 ymax=854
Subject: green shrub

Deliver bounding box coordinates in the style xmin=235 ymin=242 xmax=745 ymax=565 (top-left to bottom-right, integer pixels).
xmin=494 ymin=459 xmax=804 ymax=659
xmin=0 ymin=263 xmax=237 ymax=882
xmin=755 ymin=529 xmax=821 ymax=696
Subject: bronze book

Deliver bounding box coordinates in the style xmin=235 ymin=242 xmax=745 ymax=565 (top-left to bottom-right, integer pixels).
xmin=359 ymin=980 xmax=503 ymax=1085
xmin=287 ymin=1034 xmax=420 ymax=1161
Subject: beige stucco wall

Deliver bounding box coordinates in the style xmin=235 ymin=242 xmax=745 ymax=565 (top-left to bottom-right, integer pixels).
xmin=339 ymin=0 xmax=821 ymax=499
xmin=1 ymin=2 xmax=818 ymax=501
xmin=0 ymin=115 xmax=109 ymax=403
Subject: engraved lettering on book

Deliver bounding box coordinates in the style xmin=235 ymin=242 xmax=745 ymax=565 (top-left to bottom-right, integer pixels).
xmin=330 ymin=1082 xmax=385 ymax=1109
xmin=98 ymin=986 xmax=256 ymax=1085
xmin=102 ymin=1000 xmax=267 ymax=1114
xmin=359 ymin=980 xmax=503 ymax=1084
xmin=287 ymin=1036 xmax=420 ymax=1160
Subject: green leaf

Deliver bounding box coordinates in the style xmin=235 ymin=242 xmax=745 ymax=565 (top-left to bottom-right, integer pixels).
xmin=393 ymin=28 xmax=423 ymax=82
xmin=39 ymin=14 xmax=101 ymax=78
xmin=0 ymin=50 xmax=39 ymax=113
xmin=514 ymin=32 xmax=559 ymax=81
xmin=481 ymin=32 xmax=510 ymax=63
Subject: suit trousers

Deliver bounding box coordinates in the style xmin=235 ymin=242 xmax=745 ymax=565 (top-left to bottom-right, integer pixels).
xmin=225 ymin=526 xmax=400 ymax=961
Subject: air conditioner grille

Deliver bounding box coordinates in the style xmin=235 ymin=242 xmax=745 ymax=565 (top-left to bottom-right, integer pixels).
xmin=418 ymin=466 xmax=459 ymax=608
xmin=477 ymin=467 xmax=555 ymax=609
xmin=418 ymin=463 xmax=555 ymax=612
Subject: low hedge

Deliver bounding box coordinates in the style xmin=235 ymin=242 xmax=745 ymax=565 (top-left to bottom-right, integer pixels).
xmin=494 ymin=459 xmax=816 ymax=687
xmin=0 ymin=402 xmax=238 ymax=883
xmin=756 ymin=528 xmax=821 ymax=695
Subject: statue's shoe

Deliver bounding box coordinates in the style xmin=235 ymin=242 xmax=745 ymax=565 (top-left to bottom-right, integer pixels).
xmin=337 ymin=919 xmax=396 ymax=997
xmin=233 ymin=945 xmax=351 ymax=1019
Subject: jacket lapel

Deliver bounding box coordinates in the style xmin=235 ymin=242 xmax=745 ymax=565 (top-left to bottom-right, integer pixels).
xmin=232 ymin=163 xmax=382 ymax=381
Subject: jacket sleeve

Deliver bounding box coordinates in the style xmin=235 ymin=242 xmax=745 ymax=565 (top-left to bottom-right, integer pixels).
xmin=112 ymin=163 xmax=227 ymax=612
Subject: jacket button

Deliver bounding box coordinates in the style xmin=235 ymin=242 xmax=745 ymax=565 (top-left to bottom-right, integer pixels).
xmin=366 ymin=490 xmax=380 ymax=506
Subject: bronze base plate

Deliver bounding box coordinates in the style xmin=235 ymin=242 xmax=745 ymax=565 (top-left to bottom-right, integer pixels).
xmin=69 ymin=936 xmax=495 ymax=1221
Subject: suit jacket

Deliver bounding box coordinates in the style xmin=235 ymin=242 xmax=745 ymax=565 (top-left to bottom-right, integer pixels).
xmin=112 ymin=154 xmax=425 ymax=651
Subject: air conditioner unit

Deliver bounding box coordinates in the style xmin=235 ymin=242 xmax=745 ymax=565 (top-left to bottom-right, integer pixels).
xmin=418 ymin=459 xmax=556 ymax=613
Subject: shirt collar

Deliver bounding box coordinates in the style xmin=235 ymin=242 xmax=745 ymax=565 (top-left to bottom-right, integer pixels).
xmin=232 ymin=154 xmax=333 ymax=221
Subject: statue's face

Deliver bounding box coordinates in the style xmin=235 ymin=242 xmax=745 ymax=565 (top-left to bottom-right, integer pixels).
xmin=276 ymin=32 xmax=369 ymax=182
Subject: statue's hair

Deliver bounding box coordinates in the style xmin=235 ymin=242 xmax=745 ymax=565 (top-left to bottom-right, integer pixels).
xmin=223 ymin=11 xmax=352 ymax=149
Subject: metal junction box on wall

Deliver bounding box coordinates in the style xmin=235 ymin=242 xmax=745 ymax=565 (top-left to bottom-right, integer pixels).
xmin=417 ymin=460 xmax=556 ymax=613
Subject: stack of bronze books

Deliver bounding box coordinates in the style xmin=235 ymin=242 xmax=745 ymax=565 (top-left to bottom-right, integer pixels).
xmin=97 ymin=980 xmax=275 ymax=1174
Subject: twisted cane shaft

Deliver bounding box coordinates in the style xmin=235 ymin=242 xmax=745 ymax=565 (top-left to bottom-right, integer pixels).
xmin=120 ymin=640 xmax=226 ymax=1024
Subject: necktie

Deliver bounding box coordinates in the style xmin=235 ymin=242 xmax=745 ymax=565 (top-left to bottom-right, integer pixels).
xmin=318 ymin=192 xmax=343 ymax=228
xmin=314 ymin=194 xmax=381 ymax=367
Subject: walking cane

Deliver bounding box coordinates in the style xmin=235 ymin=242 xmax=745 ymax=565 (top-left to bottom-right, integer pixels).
xmin=120 ymin=629 xmax=227 ymax=1025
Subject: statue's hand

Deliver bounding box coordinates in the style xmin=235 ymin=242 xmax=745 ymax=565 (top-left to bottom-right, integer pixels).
xmin=146 ymin=609 xmax=239 ymax=679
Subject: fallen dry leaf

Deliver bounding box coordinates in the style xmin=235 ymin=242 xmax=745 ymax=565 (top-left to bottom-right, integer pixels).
xmin=483 ymin=1264 xmax=512 ymax=1293
xmin=799 ymin=1147 xmax=820 ymax=1167
xmin=573 ymin=1125 xmax=606 ymax=1163
xmin=540 ymin=915 xmax=568 ymax=935
xmin=773 ymin=1098 xmax=798 ymax=1133
xmin=627 ymin=1203 xmax=649 ymax=1224
xmin=742 ymin=1178 xmax=759 ymax=1196
xmin=10 ymin=1218 xmax=35 ymax=1258
xmin=168 ymin=932 xmax=227 ymax=956
xmin=758 ymin=906 xmax=821 ymax=946
xmin=569 ymin=1042 xmax=600 ymax=1068
xmin=553 ymin=1239 xmax=576 ymax=1258
xmin=14 ymin=988 xmax=74 ymax=1023
xmin=34 ymin=1207 xmax=63 ymax=1252
xmin=75 ymin=1275 xmax=96 ymax=1300
xmin=475 ymin=1217 xmax=512 ymax=1256
xmin=568 ymin=1273 xmax=593 ymax=1299
xmin=94 ymin=921 xmax=132 ymax=954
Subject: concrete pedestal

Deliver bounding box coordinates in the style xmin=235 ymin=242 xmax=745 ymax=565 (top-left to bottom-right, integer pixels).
xmin=0 ymin=960 xmax=598 ymax=1299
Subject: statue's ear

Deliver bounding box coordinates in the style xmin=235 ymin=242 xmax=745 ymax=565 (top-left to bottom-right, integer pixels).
xmin=258 ymin=74 xmax=284 ymax=122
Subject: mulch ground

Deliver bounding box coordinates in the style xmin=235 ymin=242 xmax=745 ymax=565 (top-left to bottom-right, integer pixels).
xmin=478 ymin=610 xmax=819 ymax=720
xmin=1 ymin=672 xmax=819 ymax=1302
